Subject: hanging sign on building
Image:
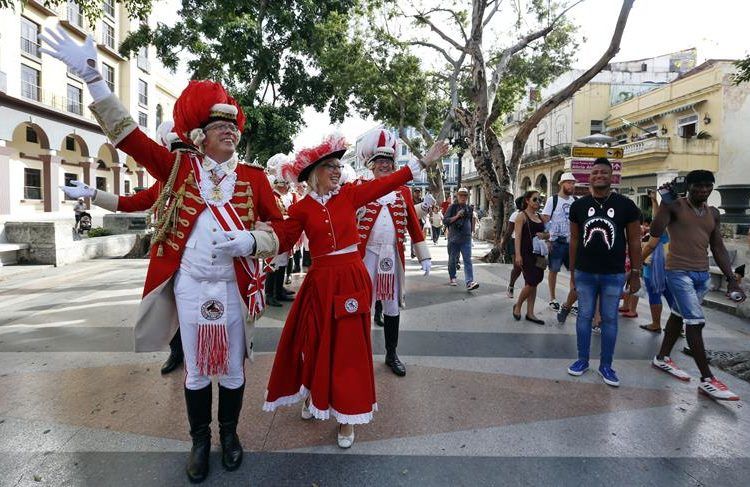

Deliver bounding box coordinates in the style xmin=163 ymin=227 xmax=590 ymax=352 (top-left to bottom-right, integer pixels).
xmin=570 ymin=146 xmax=624 ymax=159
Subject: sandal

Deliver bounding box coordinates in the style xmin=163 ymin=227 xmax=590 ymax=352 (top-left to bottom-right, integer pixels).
xmin=639 ymin=324 xmax=661 ymax=334
xmin=621 ymin=311 xmax=638 ymax=318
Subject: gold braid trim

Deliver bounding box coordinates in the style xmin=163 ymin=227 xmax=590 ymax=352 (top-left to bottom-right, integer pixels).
xmin=147 ymin=151 xmax=183 ymax=257
xmin=245 ymin=185 xmax=255 ymax=227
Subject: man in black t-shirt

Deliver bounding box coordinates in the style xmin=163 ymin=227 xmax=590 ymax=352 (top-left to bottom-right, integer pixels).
xmin=566 ymin=158 xmax=642 ymax=387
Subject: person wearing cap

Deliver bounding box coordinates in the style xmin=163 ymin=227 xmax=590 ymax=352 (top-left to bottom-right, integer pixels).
xmin=40 ymin=27 xmax=283 ymax=483
xmin=354 ymin=129 xmax=432 ymax=377
xmin=261 ymin=133 xmax=449 ymax=448
xmin=61 ymin=121 xmax=198 ymax=376
xmin=443 ymin=187 xmax=479 ymax=290
xmin=541 ymin=172 xmax=578 ymax=312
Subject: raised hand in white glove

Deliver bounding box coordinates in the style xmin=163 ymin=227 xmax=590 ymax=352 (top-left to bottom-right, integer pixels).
xmin=421 ymin=193 xmax=436 ymax=211
xmin=214 ymin=230 xmax=256 ymax=258
xmin=60 ymin=180 xmax=96 ymax=199
xmin=421 ymin=259 xmax=432 ymax=277
xmin=39 ymin=25 xmax=101 ymax=82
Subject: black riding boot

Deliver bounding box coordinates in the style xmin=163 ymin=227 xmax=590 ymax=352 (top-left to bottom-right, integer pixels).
xmin=275 ymin=267 xmax=294 ymax=302
xmin=161 ymin=330 xmax=184 ymax=375
xmin=185 ymin=385 xmax=212 ymax=483
xmin=218 ymin=383 xmax=244 ymax=471
xmin=373 ymin=300 xmax=384 ymax=327
xmin=302 ymin=249 xmax=312 ymax=268
xmin=265 ymin=269 xmax=281 ymax=307
xmin=384 ymin=314 xmax=406 ymax=376
xmin=292 ymin=249 xmax=302 ymax=273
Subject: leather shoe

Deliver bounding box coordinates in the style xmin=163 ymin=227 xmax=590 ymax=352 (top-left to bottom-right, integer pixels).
xmin=385 ymin=352 xmax=406 ymax=377
xmin=161 ymin=350 xmax=183 ymax=375
xmin=525 ymin=315 xmax=545 ymax=325
xmin=219 ymin=430 xmax=243 ymax=471
xmin=277 ymin=294 xmax=295 ymax=302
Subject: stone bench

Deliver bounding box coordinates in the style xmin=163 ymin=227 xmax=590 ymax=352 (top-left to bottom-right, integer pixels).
xmin=3 ymin=221 xmax=139 ymax=266
xmin=0 ymin=243 xmax=31 ymax=266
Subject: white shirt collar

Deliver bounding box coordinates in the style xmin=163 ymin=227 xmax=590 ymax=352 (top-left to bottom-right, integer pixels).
xmin=202 ymin=153 xmax=238 ymax=175
xmin=309 ymin=186 xmax=341 ymax=205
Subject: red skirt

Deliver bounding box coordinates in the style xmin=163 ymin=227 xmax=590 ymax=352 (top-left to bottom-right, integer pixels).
xmin=262 ymin=251 xmax=377 ymax=424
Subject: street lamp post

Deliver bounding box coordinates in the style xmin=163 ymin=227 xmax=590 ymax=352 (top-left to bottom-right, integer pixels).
xmin=451 ymin=123 xmax=469 ymax=188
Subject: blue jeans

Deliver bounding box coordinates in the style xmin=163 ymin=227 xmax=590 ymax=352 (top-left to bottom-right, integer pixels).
xmin=665 ymin=270 xmax=710 ymax=325
xmin=548 ymin=240 xmax=570 ymax=272
xmin=448 ymin=238 xmax=474 ymax=283
xmin=574 ymin=270 xmax=626 ymax=367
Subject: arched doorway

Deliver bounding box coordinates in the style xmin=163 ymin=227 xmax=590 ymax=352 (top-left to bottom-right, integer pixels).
xmin=536 ymin=174 xmax=548 ymax=196
xmin=550 ymin=170 xmax=564 ymax=194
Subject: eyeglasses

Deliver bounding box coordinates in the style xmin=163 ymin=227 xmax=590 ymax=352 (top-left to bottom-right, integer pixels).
xmin=205 ymin=122 xmax=239 ymax=133
xmin=320 ymin=163 xmax=344 ymax=171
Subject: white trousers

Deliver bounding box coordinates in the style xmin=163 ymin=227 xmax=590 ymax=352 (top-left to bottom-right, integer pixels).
xmin=174 ymin=270 xmax=246 ymax=390
xmin=364 ymin=248 xmax=401 ymax=316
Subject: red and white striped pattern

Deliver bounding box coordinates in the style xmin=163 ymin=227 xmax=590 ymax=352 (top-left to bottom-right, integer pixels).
xmin=196 ymin=323 xmax=229 ymax=376
xmin=189 ymin=156 xmax=269 ymax=318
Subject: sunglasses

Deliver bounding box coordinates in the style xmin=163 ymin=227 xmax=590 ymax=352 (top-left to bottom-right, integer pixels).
xmin=530 ymin=197 xmax=540 ymax=203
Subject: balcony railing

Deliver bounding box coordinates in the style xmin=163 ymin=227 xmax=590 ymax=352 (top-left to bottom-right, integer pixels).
xmin=622 ymin=136 xmax=670 ymax=156
xmin=21 ymin=37 xmax=41 ymax=58
xmin=19 ymin=82 xmax=96 ymax=121
xmin=521 ymin=143 xmax=571 ymax=166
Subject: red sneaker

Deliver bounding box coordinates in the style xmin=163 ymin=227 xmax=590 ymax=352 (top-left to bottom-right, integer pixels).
xmin=698 ymin=377 xmax=740 ymax=401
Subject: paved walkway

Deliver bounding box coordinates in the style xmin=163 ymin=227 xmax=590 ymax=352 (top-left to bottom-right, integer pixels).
xmin=1 ymin=238 xmax=749 ymax=486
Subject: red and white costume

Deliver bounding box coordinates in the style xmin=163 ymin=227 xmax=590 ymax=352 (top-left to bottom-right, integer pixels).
xmin=262 ymin=134 xmax=423 ymax=423
xmin=88 ymin=80 xmax=282 ymax=389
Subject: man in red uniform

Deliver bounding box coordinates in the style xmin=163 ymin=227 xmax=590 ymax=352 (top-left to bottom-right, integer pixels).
xmin=41 ymin=27 xmax=282 ymax=483
xmin=356 ymin=129 xmax=431 ymax=376
xmin=60 ymin=121 xmax=196 ymax=375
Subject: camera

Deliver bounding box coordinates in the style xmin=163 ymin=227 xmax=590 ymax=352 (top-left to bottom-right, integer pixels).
xmin=657 ymin=176 xmax=687 ymax=204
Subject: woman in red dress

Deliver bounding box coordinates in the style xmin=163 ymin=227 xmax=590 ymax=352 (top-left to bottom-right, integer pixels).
xmin=262 ymin=134 xmax=449 ymax=447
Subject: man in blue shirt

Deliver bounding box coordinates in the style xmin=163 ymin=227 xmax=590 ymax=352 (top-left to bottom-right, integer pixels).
xmin=443 ymin=187 xmax=479 ymax=291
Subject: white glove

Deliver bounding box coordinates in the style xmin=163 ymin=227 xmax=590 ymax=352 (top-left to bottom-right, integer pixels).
xmin=214 ymin=230 xmax=256 ymax=258
xmin=421 ymin=259 xmax=431 ymax=277
xmin=421 ymin=193 xmax=436 ymax=212
xmin=39 ymin=26 xmax=101 ymax=82
xmin=60 ymin=180 xmax=96 ymax=199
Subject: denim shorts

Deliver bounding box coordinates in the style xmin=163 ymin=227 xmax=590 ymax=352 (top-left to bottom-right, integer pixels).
xmin=548 ymin=240 xmax=569 ymax=272
xmin=665 ymin=270 xmax=710 ymax=325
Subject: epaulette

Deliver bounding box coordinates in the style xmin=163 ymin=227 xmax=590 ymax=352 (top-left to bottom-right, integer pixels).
xmin=242 ymin=162 xmax=265 ymax=170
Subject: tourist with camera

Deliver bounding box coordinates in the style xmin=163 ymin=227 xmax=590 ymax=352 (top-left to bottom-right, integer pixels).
xmin=444 ymin=187 xmax=479 ymax=290
xmin=648 ymin=170 xmax=745 ymax=400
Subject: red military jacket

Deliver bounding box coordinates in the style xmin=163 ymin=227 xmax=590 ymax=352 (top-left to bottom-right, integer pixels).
xmin=117 ymin=182 xmax=161 ymax=213
xmin=272 ymin=166 xmax=413 ymax=257
xmin=356 ymin=185 xmax=427 ymax=267
xmin=116 ymin=129 xmax=283 ymax=298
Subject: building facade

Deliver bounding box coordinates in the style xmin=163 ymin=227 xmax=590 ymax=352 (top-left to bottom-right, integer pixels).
xmin=503 ymin=52 xmax=688 ymax=202
xmin=0 ymin=0 xmax=187 ymax=218
xmin=606 ymin=60 xmax=750 ymax=212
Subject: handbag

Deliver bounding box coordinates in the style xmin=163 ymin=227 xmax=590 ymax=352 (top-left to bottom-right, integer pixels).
xmin=526 ymin=214 xmax=548 ymax=269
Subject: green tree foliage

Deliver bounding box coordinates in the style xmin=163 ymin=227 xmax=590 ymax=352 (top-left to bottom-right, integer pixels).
xmin=3 ymin=0 xmax=152 ymax=21
xmin=119 ymin=0 xmax=364 ymax=164
xmin=734 ymin=55 xmax=750 ymax=85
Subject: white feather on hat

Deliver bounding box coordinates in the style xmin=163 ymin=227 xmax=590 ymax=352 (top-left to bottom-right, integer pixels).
xmin=357 ymin=128 xmax=398 ymax=169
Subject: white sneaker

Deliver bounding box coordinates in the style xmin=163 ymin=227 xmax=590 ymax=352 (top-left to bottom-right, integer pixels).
xmin=549 ymin=300 xmax=560 ymax=311
xmin=301 ymin=399 xmax=313 ymax=420
xmin=466 ymin=281 xmax=479 ymax=291
xmin=449 ymin=278 xmax=457 ymax=286
xmin=337 ymin=425 xmax=355 ymax=448
xmin=698 ymin=377 xmax=740 ymax=401
xmin=651 ymin=356 xmax=691 ymax=382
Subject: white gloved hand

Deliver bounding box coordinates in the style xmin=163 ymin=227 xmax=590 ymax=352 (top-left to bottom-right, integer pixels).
xmin=60 ymin=180 xmax=96 ymax=199
xmin=39 ymin=26 xmax=101 ymax=82
xmin=421 ymin=259 xmax=432 ymax=277
xmin=421 ymin=193 xmax=436 ymax=211
xmin=214 ymin=230 xmax=256 ymax=258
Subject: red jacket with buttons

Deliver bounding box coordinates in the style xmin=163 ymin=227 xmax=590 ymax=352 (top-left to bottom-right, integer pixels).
xmin=116 ymin=128 xmax=283 ymax=298
xmin=272 ymin=166 xmax=413 ymax=258
xmin=117 ymin=182 xmax=161 ymax=212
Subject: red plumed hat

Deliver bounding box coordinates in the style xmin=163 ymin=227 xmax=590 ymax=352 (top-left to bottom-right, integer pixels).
xmin=173 ymin=80 xmax=246 ymax=144
xmin=281 ymin=133 xmax=349 ymax=183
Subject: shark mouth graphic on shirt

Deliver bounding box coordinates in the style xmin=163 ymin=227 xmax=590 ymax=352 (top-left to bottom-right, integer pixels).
xmin=583 ymin=217 xmax=616 ymax=250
